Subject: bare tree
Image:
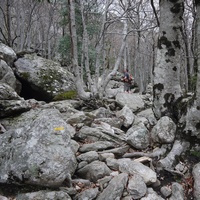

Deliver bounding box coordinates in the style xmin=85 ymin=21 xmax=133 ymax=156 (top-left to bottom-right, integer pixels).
xmin=153 ymin=0 xmax=184 ymax=120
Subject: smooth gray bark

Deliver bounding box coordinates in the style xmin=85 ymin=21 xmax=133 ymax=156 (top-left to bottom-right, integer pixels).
xmin=153 ymin=0 xmax=184 ymax=119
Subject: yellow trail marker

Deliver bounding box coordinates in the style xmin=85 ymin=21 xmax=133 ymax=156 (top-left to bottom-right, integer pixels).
xmin=54 ymin=126 xmax=65 ymax=131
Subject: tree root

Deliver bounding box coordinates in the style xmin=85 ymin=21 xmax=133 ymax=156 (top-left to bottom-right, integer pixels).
xmin=122 ymin=145 xmax=168 ymax=159
xmin=157 ymin=140 xmax=190 ymax=171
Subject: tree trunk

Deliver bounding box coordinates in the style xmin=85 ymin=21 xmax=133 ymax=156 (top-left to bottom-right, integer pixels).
xmin=68 ymin=0 xmax=90 ymax=100
xmin=153 ymin=0 xmax=184 ymax=120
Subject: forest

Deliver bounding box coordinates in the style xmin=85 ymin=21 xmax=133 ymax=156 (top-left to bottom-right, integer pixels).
xmin=1 ymin=0 xmax=200 ymax=199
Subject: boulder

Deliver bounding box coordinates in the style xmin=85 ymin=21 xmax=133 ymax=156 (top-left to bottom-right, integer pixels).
xmin=151 ymin=116 xmax=176 ymax=144
xmin=125 ymin=123 xmax=150 ymax=150
xmin=0 ymin=108 xmax=77 ymax=187
xmin=0 ymin=59 xmax=20 ymax=92
xmin=116 ymin=93 xmax=145 ymax=112
xmin=0 ymin=42 xmax=17 ymax=66
xmin=193 ymin=163 xmax=200 ymax=200
xmin=14 ymin=54 xmax=75 ymax=101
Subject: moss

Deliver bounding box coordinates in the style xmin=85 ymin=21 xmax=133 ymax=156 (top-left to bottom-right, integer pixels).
xmin=21 ymin=72 xmax=30 ymax=80
xmin=53 ymin=90 xmax=77 ymax=101
xmin=190 ymin=150 xmax=200 ymax=158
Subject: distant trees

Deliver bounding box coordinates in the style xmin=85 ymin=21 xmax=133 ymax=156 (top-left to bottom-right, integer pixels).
xmin=0 ymin=0 xmax=199 ymax=105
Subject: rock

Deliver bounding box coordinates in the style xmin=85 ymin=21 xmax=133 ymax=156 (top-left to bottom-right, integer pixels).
xmin=169 ymin=182 xmax=184 ymax=200
xmin=91 ymin=107 xmax=115 ymax=118
xmin=14 ymin=54 xmax=75 ymax=101
xmin=140 ymin=188 xmax=164 ymax=200
xmin=99 ymin=153 xmax=115 ymax=161
xmin=76 ymin=160 xmax=111 ymax=182
xmin=116 ymin=105 xmax=135 ymax=128
xmin=193 ymin=163 xmax=200 ymax=200
xmin=116 ymin=93 xmax=145 ymax=112
xmin=118 ymin=158 xmax=157 ymax=185
xmin=0 ymin=99 xmax=31 ymax=118
xmin=0 ymin=84 xmax=32 ymax=118
xmin=0 ymin=83 xmax=22 ymax=100
xmin=96 ymin=173 xmax=128 ymax=200
xmin=125 ymin=123 xmax=150 ymax=150
xmin=74 ymin=187 xmax=99 ymax=200
xmin=151 ymin=116 xmax=176 ymax=143
xmin=137 ymin=108 xmax=157 ymax=126
xmin=160 ymin=186 xmax=172 ymax=198
xmin=93 ymin=117 xmax=123 ymax=129
xmin=0 ymin=42 xmax=17 ymax=66
xmin=0 ymin=108 xmax=77 ymax=187
xmin=16 ymin=190 xmax=72 ymax=200
xmin=77 ymin=151 xmax=99 ymax=163
xmin=0 ymin=59 xmax=20 ymax=92
xmin=127 ymin=173 xmax=147 ymax=199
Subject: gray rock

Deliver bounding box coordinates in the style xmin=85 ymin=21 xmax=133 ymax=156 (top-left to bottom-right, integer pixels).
xmin=0 ymin=109 xmax=77 ymax=186
xmin=169 ymin=182 xmax=184 ymax=200
xmin=140 ymin=188 xmax=164 ymax=200
xmin=0 ymin=59 xmax=19 ymax=92
xmin=160 ymin=186 xmax=171 ymax=198
xmin=116 ymin=105 xmax=135 ymax=128
xmin=93 ymin=117 xmax=123 ymax=129
xmin=106 ymin=158 xmax=119 ymax=171
xmin=74 ymin=187 xmax=99 ymax=200
xmin=193 ymin=163 xmax=200 ymax=200
xmin=0 ymin=195 xmax=9 ymax=200
xmin=0 ymin=83 xmax=21 ymax=100
xmin=116 ymin=93 xmax=145 ymax=112
xmin=127 ymin=173 xmax=147 ymax=199
xmin=76 ymin=160 xmax=111 ymax=182
xmin=14 ymin=54 xmax=75 ymax=101
xmin=125 ymin=123 xmax=150 ymax=150
xmin=16 ymin=190 xmax=71 ymax=200
xmin=0 ymin=93 xmax=31 ymax=118
xmin=0 ymin=42 xmax=17 ymax=66
xmin=151 ymin=116 xmax=176 ymax=144
xmin=118 ymin=158 xmax=157 ymax=185
xmin=77 ymin=151 xmax=99 ymax=163
xmin=137 ymin=108 xmax=157 ymax=126
xmin=96 ymin=173 xmax=128 ymax=200
xmin=91 ymin=107 xmax=115 ymax=118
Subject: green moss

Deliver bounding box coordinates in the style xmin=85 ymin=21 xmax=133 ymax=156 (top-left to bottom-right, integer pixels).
xmin=190 ymin=150 xmax=200 ymax=157
xmin=53 ymin=90 xmax=77 ymax=101
xmin=21 ymin=72 xmax=30 ymax=79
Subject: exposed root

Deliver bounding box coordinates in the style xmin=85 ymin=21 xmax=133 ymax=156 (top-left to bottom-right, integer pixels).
xmin=122 ymin=145 xmax=168 ymax=159
xmin=157 ymin=140 xmax=190 ymax=170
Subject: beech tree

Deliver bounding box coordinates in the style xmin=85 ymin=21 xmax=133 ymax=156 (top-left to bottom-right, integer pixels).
xmin=153 ymin=0 xmax=184 ymax=120
xmin=68 ymin=0 xmax=129 ymax=99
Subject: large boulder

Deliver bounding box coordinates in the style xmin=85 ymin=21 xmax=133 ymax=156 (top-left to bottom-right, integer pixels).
xmin=0 ymin=59 xmax=20 ymax=92
xmin=0 ymin=108 xmax=77 ymax=187
xmin=14 ymin=54 xmax=75 ymax=101
xmin=116 ymin=93 xmax=145 ymax=112
xmin=0 ymin=42 xmax=17 ymax=66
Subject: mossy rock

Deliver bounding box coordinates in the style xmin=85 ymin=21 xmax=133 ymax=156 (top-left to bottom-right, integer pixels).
xmin=53 ymin=90 xmax=77 ymax=101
